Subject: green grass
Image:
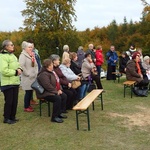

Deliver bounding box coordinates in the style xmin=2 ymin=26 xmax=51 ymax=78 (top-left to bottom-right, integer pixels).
xmin=0 ymin=77 xmax=150 ymax=150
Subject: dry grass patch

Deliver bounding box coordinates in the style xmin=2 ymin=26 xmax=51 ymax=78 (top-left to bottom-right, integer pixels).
xmin=108 ymin=105 xmax=150 ymax=130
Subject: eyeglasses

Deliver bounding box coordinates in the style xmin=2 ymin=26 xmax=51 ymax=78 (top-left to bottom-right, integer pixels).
xmin=7 ymin=44 xmax=14 ymax=47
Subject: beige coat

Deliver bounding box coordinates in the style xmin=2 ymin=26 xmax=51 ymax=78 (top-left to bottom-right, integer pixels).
xmin=19 ymin=50 xmax=38 ymax=90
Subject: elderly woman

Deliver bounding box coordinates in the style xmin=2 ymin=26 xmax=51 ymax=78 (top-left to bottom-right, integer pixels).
xmin=59 ymin=58 xmax=88 ymax=101
xmin=36 ymin=59 xmax=67 ymax=123
xmin=82 ymin=53 xmax=103 ymax=89
xmin=0 ymin=40 xmax=22 ymax=124
xmin=142 ymin=56 xmax=150 ymax=80
xmin=126 ymin=52 xmax=149 ymax=88
xmin=19 ymin=41 xmax=38 ymax=112
xmin=50 ymin=54 xmax=77 ymax=109
xmin=62 ymin=45 xmax=70 ymax=63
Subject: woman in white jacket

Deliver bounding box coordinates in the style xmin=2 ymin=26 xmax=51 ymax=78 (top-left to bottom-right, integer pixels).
xmin=19 ymin=41 xmax=38 ymax=112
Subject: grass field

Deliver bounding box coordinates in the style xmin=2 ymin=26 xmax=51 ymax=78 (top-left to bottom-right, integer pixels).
xmin=0 ymin=77 xmax=150 ymax=150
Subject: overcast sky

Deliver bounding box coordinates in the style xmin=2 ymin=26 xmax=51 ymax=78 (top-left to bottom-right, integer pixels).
xmin=0 ymin=0 xmax=148 ymax=32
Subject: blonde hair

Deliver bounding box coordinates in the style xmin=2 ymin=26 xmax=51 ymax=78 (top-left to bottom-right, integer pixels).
xmin=63 ymin=45 xmax=69 ymax=51
xmin=62 ymin=58 xmax=71 ymax=65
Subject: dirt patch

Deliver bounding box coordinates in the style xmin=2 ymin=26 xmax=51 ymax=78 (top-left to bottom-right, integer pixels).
xmin=109 ymin=105 xmax=150 ymax=128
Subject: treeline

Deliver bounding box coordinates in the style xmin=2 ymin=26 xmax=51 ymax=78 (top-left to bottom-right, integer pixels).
xmin=0 ymin=16 xmax=150 ymax=60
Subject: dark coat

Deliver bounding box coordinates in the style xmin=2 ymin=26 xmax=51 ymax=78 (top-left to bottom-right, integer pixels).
xmin=36 ymin=67 xmax=58 ymax=99
xmin=70 ymin=60 xmax=81 ymax=75
xmin=126 ymin=60 xmax=143 ymax=83
xmin=119 ymin=56 xmax=130 ymax=73
xmin=53 ymin=66 xmax=69 ymax=86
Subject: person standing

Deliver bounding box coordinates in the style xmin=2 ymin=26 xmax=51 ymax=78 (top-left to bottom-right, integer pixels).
xmin=19 ymin=41 xmax=38 ymax=112
xmin=77 ymin=46 xmax=85 ymax=68
xmin=106 ymin=45 xmax=118 ymax=80
xmin=0 ymin=40 xmax=22 ymax=124
xmin=95 ymin=45 xmax=104 ymax=76
xmin=27 ymin=39 xmax=42 ymax=105
xmin=62 ymin=45 xmax=70 ymax=63
xmin=86 ymin=44 xmax=96 ymax=63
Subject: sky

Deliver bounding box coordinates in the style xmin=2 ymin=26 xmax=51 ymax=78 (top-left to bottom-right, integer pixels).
xmin=0 ymin=0 xmax=149 ymax=32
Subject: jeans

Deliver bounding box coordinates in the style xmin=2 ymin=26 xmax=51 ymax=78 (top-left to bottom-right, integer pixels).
xmin=77 ymin=82 xmax=89 ymax=100
xmin=24 ymin=90 xmax=33 ymax=108
xmin=96 ymin=65 xmax=101 ymax=77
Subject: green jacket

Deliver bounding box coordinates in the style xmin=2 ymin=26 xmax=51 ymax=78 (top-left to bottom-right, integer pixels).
xmin=0 ymin=50 xmax=20 ymax=86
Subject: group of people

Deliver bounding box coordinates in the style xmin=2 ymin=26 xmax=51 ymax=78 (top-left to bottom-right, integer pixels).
xmin=0 ymin=40 xmax=104 ymax=124
xmin=108 ymin=44 xmax=150 ymax=96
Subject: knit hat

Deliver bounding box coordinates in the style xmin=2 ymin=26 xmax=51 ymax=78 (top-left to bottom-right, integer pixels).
xmin=143 ymin=56 xmax=150 ymax=61
xmin=132 ymin=52 xmax=140 ymax=59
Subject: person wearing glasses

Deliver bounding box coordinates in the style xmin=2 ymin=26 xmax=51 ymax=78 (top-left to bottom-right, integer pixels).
xmin=0 ymin=40 xmax=22 ymax=124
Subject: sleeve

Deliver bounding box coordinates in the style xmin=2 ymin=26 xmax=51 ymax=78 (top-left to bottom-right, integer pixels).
xmin=19 ymin=54 xmax=29 ymax=77
xmin=0 ymin=56 xmax=16 ymax=77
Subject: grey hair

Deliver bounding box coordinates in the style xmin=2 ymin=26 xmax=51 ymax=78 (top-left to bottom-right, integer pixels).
xmin=49 ymin=54 xmax=60 ymax=62
xmin=63 ymin=45 xmax=69 ymax=51
xmin=2 ymin=40 xmax=12 ymax=48
xmin=78 ymin=46 xmax=83 ymax=50
xmin=21 ymin=41 xmax=33 ymax=50
xmin=88 ymin=44 xmax=93 ymax=49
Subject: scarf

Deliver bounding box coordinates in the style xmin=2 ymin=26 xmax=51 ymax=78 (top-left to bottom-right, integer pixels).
xmin=136 ymin=61 xmax=141 ymax=75
xmin=52 ymin=71 xmax=61 ymax=91
xmin=28 ymin=51 xmax=35 ymax=67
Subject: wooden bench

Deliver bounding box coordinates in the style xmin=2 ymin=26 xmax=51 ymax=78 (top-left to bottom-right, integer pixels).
xmin=123 ymin=80 xmax=136 ymax=98
xmin=112 ymin=72 xmax=122 ymax=83
xmin=73 ymin=89 xmax=103 ymax=131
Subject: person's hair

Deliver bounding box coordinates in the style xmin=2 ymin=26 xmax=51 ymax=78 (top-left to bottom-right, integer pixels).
xmin=21 ymin=41 xmax=32 ymax=50
xmin=2 ymin=40 xmax=12 ymax=49
xmin=137 ymin=48 xmax=142 ymax=52
xmin=63 ymin=45 xmax=69 ymax=51
xmin=88 ymin=44 xmax=93 ymax=49
xmin=85 ymin=53 xmax=91 ymax=58
xmin=69 ymin=52 xmax=77 ymax=60
xmin=43 ymin=59 xmax=53 ymax=68
xmin=62 ymin=58 xmax=71 ymax=65
xmin=49 ymin=54 xmax=60 ymax=62
xmin=143 ymin=56 xmax=150 ymax=62
xmin=78 ymin=46 xmax=83 ymax=50
xmin=96 ymin=45 xmax=102 ymax=50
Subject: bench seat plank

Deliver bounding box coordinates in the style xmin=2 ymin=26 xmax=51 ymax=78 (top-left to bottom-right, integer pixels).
xmin=73 ymin=89 xmax=103 ymax=111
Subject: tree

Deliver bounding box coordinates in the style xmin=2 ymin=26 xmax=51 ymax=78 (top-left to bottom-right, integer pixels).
xmin=22 ymin=0 xmax=77 ymax=31
xmin=141 ymin=0 xmax=150 ymax=21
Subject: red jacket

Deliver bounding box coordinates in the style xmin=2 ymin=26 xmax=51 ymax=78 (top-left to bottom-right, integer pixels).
xmin=95 ymin=49 xmax=104 ymax=66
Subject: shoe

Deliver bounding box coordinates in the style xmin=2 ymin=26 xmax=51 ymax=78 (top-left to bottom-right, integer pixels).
xmin=51 ymin=117 xmax=63 ymax=123
xmin=29 ymin=106 xmax=33 ymax=109
xmin=102 ymin=90 xmax=106 ymax=93
xmin=58 ymin=113 xmax=67 ymax=119
xmin=62 ymin=110 xmax=68 ymax=113
xmin=11 ymin=118 xmax=19 ymax=122
xmin=30 ymin=100 xmax=38 ymax=105
xmin=24 ymin=108 xmax=34 ymax=112
xmin=3 ymin=118 xmax=16 ymax=124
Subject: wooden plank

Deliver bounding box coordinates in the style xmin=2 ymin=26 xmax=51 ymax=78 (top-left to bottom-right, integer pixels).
xmin=123 ymin=80 xmax=136 ymax=85
xmin=73 ymin=89 xmax=103 ymax=111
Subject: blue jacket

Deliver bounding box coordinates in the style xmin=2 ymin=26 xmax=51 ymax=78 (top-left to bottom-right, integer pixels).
xmin=106 ymin=50 xmax=118 ymax=66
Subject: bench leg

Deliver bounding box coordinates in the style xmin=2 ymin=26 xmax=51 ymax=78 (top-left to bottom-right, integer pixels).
xmin=92 ymin=102 xmax=95 ymax=110
xmin=39 ymin=100 xmax=42 ymax=116
xmin=131 ymin=85 xmax=134 ymax=98
xmin=124 ymin=85 xmax=126 ymax=98
xmin=87 ymin=108 xmax=90 ymax=131
xmin=76 ymin=110 xmax=79 ymax=130
xmin=48 ymin=101 xmax=51 ymax=117
xmin=98 ymin=93 xmax=103 ymax=110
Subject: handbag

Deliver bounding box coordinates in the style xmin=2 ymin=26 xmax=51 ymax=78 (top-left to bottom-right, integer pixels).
xmin=71 ymin=80 xmax=81 ymax=89
xmin=31 ymin=79 xmax=44 ymax=94
xmin=87 ymin=83 xmax=96 ymax=92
